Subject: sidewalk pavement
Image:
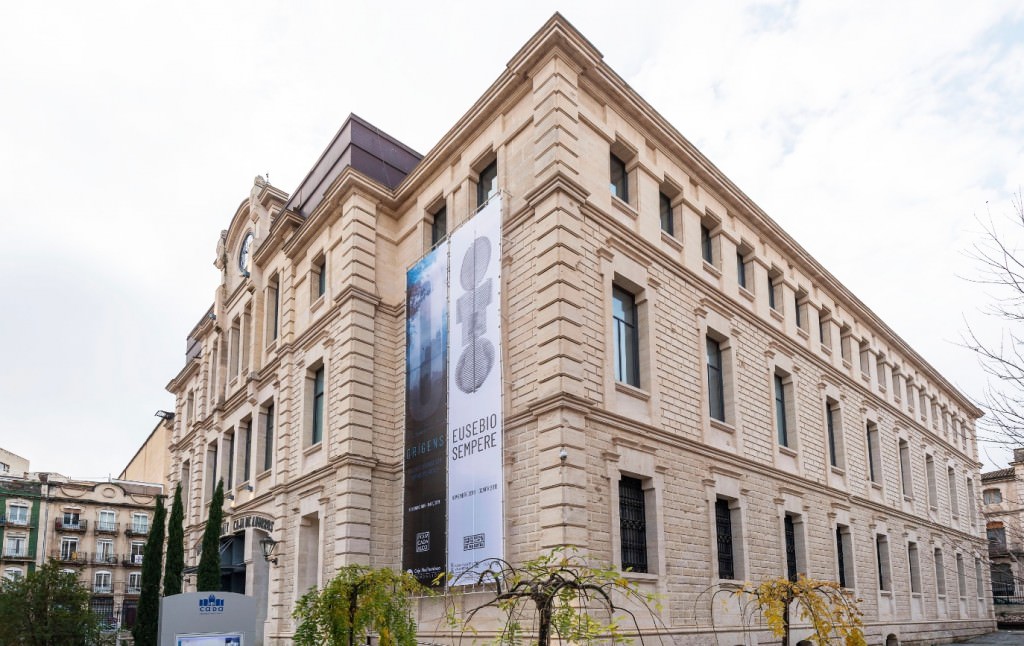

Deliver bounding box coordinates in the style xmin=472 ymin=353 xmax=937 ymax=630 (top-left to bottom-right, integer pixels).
xmin=952 ymin=630 xmax=1024 ymax=644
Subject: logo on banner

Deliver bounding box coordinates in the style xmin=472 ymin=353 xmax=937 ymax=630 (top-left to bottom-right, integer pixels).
xmin=416 ymin=531 xmax=430 ymax=553
xmin=455 ymin=237 xmax=495 ymax=393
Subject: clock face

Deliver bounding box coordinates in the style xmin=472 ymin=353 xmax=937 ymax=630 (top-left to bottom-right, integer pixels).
xmin=238 ymin=232 xmax=254 ymax=274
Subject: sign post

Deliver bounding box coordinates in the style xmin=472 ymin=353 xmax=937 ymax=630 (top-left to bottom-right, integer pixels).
xmin=158 ymin=592 xmax=257 ymax=646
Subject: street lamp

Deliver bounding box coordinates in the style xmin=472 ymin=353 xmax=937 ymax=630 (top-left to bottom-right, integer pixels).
xmin=259 ymin=537 xmax=279 ymax=565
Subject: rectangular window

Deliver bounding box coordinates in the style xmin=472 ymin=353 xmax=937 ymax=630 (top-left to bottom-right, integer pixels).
xmin=477 ymin=160 xmax=498 ymax=208
xmin=908 ymin=541 xmax=922 ymax=593
xmin=956 ymin=553 xmax=966 ymax=598
xmin=826 ymin=399 xmax=841 ymax=468
xmin=62 ymin=510 xmax=81 ymax=529
xmin=927 ymin=455 xmax=938 ymax=508
xmin=899 ymin=439 xmax=912 ymax=498
xmin=267 ymin=273 xmax=280 ymax=343
xmin=94 ymin=571 xmax=112 ymax=593
xmin=859 ymin=341 xmax=871 ymax=376
xmin=60 ymin=536 xmax=78 ymax=560
xmin=98 ymin=510 xmax=115 ymax=533
xmin=976 ymin=558 xmax=985 ymax=598
xmin=313 ymin=255 xmax=326 ymax=299
xmin=768 ymin=271 xmax=780 ymax=310
xmin=716 ymin=498 xmax=736 ymax=580
xmin=701 ymin=224 xmax=713 ymax=264
xmin=967 ymin=478 xmax=977 ymax=523
xmin=659 ymin=192 xmax=673 ymax=235
xmin=840 ymin=326 xmax=853 ymax=364
xmin=707 ymin=337 xmax=725 ymax=422
xmin=131 ymin=541 xmax=145 ymax=564
xmin=618 ymin=476 xmax=647 ymax=573
xmin=312 ymin=365 xmax=325 ymax=444
xmin=876 ymin=534 xmax=891 ymax=591
xmin=263 ymin=403 xmax=275 ymax=472
xmin=225 ymin=432 xmax=235 ymax=489
xmin=819 ymin=310 xmax=831 ymax=348
xmin=736 ymin=252 xmax=747 ymax=289
xmin=784 ymin=514 xmax=798 ymax=581
xmin=96 ymin=539 xmax=114 ymax=562
xmin=610 ymin=154 xmax=628 ymax=202
xmin=934 ymin=548 xmax=946 ymax=596
xmin=229 ymin=317 xmax=240 ymax=378
xmin=948 ymin=467 xmax=959 ymax=517
xmin=836 ymin=525 xmax=852 ymax=588
xmin=127 ymin=572 xmax=142 ymax=594
xmin=794 ymin=293 xmax=804 ymax=329
xmin=8 ymin=504 xmax=28 ymax=526
xmin=5 ymin=535 xmax=26 ymax=558
xmin=242 ymin=423 xmax=252 ymax=482
xmin=866 ymin=422 xmax=881 ymax=483
xmin=431 ymin=204 xmax=447 ymax=246
xmin=612 ymin=287 xmax=640 ymax=388
xmin=131 ymin=513 xmax=148 ymax=534
xmin=775 ymin=373 xmax=790 ymax=447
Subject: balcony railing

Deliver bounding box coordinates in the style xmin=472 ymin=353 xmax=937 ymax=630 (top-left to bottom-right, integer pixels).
xmin=0 ymin=515 xmax=30 ymax=527
xmin=55 ymin=519 xmax=88 ymax=532
xmin=124 ymin=525 xmax=149 ymax=537
xmin=122 ymin=554 xmax=144 ymax=567
xmin=92 ymin=553 xmax=119 ymax=566
xmin=123 ymin=583 xmax=142 ymax=595
xmin=52 ymin=551 xmax=87 ymax=564
xmin=2 ymin=549 xmax=32 ymax=560
xmin=93 ymin=583 xmax=113 ymax=594
xmin=94 ymin=521 xmax=119 ymax=534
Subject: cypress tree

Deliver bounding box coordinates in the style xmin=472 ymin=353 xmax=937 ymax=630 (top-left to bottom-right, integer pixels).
xmin=197 ymin=479 xmax=225 ymax=591
xmin=164 ymin=482 xmax=185 ymax=596
xmin=132 ymin=494 xmax=167 ymax=646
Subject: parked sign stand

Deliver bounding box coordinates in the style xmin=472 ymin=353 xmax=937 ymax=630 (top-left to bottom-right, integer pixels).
xmin=159 ymin=592 xmax=257 ymax=646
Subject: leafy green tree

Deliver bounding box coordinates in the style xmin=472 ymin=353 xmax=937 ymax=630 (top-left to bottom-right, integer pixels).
xmin=197 ymin=479 xmax=225 ymax=591
xmin=132 ymin=494 xmax=167 ymax=646
xmin=0 ymin=560 xmax=102 ymax=646
xmin=164 ymin=482 xmax=185 ymax=596
xmin=442 ymin=547 xmax=662 ymax=646
xmin=293 ymin=565 xmax=426 ymax=646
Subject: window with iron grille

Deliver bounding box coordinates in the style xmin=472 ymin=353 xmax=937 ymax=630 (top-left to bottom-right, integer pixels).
xmin=716 ymin=498 xmax=735 ymax=580
xmin=785 ymin=514 xmax=798 ymax=581
xmin=618 ymin=477 xmax=647 ymax=573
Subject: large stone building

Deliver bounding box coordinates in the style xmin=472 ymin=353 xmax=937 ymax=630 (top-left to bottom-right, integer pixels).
xmin=163 ymin=14 xmax=992 ymax=645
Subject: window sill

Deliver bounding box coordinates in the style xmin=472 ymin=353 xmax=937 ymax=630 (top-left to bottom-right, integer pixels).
xmin=702 ymin=260 xmax=721 ymax=278
xmin=710 ymin=418 xmax=735 ymax=434
xmin=738 ymin=285 xmax=755 ymax=302
xmin=870 ymin=482 xmax=883 ymax=491
xmin=880 ymin=590 xmax=892 ymax=597
xmin=769 ymin=308 xmax=784 ymax=323
xmin=303 ymin=442 xmax=323 ymax=456
xmin=660 ymin=230 xmax=682 ymax=250
xmin=779 ymin=445 xmax=797 ymax=458
xmin=266 ymin=338 xmax=278 ymax=354
xmin=311 ymin=294 xmax=325 ymax=313
xmin=797 ymin=327 xmax=809 ymax=340
xmin=903 ymin=495 xmax=913 ymax=502
xmin=819 ymin=343 xmax=832 ymax=355
xmin=610 ymin=195 xmax=638 ymax=219
xmin=256 ymin=469 xmax=271 ymax=481
xmin=621 ymin=570 xmax=659 ymax=582
xmin=912 ymin=592 xmax=922 ymax=599
xmin=841 ymin=359 xmax=852 ymax=370
xmin=860 ymin=371 xmax=870 ymax=383
xmin=615 ymin=381 xmax=650 ymax=401
xmin=830 ymin=466 xmax=846 ymax=476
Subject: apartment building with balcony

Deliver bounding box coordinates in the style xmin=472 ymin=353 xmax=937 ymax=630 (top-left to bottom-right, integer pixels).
xmin=981 ymin=449 xmax=1024 ymax=601
xmin=1 ymin=468 xmax=42 ymax=581
xmin=160 ymin=14 xmax=992 ymax=645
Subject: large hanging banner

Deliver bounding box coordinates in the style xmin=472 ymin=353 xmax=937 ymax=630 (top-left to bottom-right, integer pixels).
xmin=447 ymin=197 xmax=504 ymax=579
xmin=402 ymin=245 xmax=449 ymax=585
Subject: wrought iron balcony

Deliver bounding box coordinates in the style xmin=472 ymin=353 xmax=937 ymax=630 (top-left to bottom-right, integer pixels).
xmin=93 ymin=582 xmax=113 ymax=594
xmin=94 ymin=521 xmax=119 ymax=534
xmin=92 ymin=553 xmax=119 ymax=566
xmin=122 ymin=554 xmax=144 ymax=567
xmin=2 ymin=549 xmax=32 ymax=560
xmin=55 ymin=518 xmax=88 ymax=532
xmin=0 ymin=515 xmax=30 ymax=527
xmin=123 ymin=582 xmax=142 ymax=595
xmin=51 ymin=550 xmax=86 ymax=564
xmin=124 ymin=524 xmax=149 ymax=537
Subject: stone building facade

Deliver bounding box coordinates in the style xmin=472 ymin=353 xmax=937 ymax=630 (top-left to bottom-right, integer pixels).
xmin=162 ymin=14 xmax=992 ymax=645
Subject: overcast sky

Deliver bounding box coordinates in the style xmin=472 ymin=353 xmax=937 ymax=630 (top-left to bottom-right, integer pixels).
xmin=1 ymin=1 xmax=1021 ymax=477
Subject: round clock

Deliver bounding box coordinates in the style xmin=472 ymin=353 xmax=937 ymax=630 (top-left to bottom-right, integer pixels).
xmin=238 ymin=232 xmax=254 ymax=275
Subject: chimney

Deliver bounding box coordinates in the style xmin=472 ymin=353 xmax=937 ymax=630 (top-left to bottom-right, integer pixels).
xmin=1013 ymin=448 xmax=1024 ymax=464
